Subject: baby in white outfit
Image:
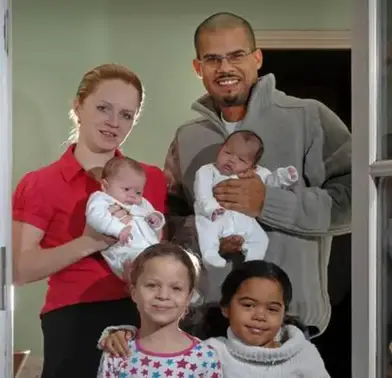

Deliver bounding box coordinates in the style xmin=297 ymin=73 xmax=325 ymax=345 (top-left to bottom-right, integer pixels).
xmin=86 ymin=156 xmax=165 ymax=279
xmin=194 ymin=130 xmax=298 ymax=268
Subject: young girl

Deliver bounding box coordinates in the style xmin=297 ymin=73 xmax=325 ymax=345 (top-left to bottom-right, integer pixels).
xmin=99 ymin=260 xmax=330 ymax=377
xmin=97 ymin=242 xmax=222 ymax=377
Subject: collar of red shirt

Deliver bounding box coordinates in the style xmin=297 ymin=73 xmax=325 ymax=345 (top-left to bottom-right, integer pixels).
xmin=60 ymin=143 xmax=123 ymax=182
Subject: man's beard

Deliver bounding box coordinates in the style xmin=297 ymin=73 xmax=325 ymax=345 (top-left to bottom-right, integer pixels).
xmin=215 ymin=91 xmax=249 ymax=107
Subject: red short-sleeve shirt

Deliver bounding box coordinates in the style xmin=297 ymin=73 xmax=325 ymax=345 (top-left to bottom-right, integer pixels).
xmin=13 ymin=145 xmax=167 ymax=314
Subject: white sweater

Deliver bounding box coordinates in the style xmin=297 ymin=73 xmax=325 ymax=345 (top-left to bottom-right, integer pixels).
xmin=207 ymin=326 xmax=330 ymax=378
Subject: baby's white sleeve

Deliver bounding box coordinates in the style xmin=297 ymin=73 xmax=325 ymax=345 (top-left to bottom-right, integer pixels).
xmin=264 ymin=166 xmax=299 ymax=188
xmin=194 ymin=165 xmax=222 ymax=219
xmin=254 ymin=165 xmax=273 ymax=182
xmin=142 ymin=198 xmax=166 ymax=231
xmin=85 ymin=192 xmax=126 ymax=238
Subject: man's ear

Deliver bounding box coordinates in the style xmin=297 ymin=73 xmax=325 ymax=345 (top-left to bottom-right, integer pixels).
xmin=253 ymin=48 xmax=263 ymax=70
xmin=192 ymin=58 xmax=202 ymax=79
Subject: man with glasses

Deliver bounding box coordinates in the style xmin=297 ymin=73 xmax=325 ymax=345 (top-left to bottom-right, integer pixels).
xmin=163 ymin=9 xmax=351 ymax=362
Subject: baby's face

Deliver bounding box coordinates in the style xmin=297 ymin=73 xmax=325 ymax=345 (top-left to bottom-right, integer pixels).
xmin=215 ymin=134 xmax=257 ymax=176
xmin=103 ymin=166 xmax=145 ymax=206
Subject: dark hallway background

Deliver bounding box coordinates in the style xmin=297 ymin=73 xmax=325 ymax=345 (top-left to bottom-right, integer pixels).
xmin=259 ymin=49 xmax=352 ymax=378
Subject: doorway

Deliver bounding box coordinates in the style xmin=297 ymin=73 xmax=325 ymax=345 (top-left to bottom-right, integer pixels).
xmin=0 ymin=0 xmax=13 ymax=377
xmin=259 ymin=48 xmax=352 ymax=378
xmin=259 ymin=49 xmax=351 ymax=129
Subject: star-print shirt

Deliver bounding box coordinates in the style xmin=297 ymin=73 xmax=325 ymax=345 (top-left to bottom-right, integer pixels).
xmin=97 ymin=333 xmax=222 ymax=377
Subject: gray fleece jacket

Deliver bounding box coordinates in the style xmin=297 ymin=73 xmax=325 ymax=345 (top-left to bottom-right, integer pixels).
xmin=163 ymin=74 xmax=352 ymax=334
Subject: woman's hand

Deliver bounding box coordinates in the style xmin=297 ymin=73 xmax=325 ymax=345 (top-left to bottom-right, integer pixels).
xmin=109 ymin=204 xmax=132 ymax=224
xmin=81 ymin=224 xmax=116 ymax=254
xmin=99 ymin=329 xmax=135 ymax=358
xmin=81 ymin=204 xmax=134 ymax=254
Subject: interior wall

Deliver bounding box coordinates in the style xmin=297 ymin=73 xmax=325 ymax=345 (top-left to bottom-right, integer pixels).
xmin=12 ymin=0 xmax=350 ymax=356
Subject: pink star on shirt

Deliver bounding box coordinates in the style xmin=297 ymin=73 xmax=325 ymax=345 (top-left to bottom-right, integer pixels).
xmin=164 ymin=368 xmax=173 ymax=376
xmin=130 ymin=367 xmax=138 ymax=375
xmin=142 ymin=368 xmax=149 ymax=376
xmin=189 ymin=363 xmax=197 ymax=371
xmin=120 ymin=361 xmax=128 ymax=369
xmin=177 ymin=372 xmax=184 ymax=378
xmin=176 ymin=358 xmax=187 ymax=369
xmin=196 ymin=352 xmax=203 ymax=358
xmin=141 ymin=356 xmax=151 ymax=366
xmin=153 ymin=361 xmax=162 ymax=369
xmin=212 ymin=373 xmax=220 ymax=378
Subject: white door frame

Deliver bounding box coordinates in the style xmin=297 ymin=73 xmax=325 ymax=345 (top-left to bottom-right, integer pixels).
xmin=352 ymin=0 xmax=387 ymax=375
xmin=0 ymin=0 xmax=13 ymax=376
xmin=254 ymin=29 xmax=351 ymax=49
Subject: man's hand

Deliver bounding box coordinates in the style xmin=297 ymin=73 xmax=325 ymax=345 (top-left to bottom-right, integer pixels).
xmin=213 ymin=171 xmax=265 ymax=217
xmin=219 ymin=235 xmax=244 ymax=258
xmin=239 ymin=168 xmax=256 ymax=179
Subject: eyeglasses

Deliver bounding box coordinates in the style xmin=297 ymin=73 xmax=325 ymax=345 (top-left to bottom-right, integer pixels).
xmin=198 ymin=50 xmax=255 ymax=68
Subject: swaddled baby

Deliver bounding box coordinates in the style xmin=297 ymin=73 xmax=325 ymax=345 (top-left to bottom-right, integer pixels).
xmin=86 ymin=156 xmax=165 ymax=279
